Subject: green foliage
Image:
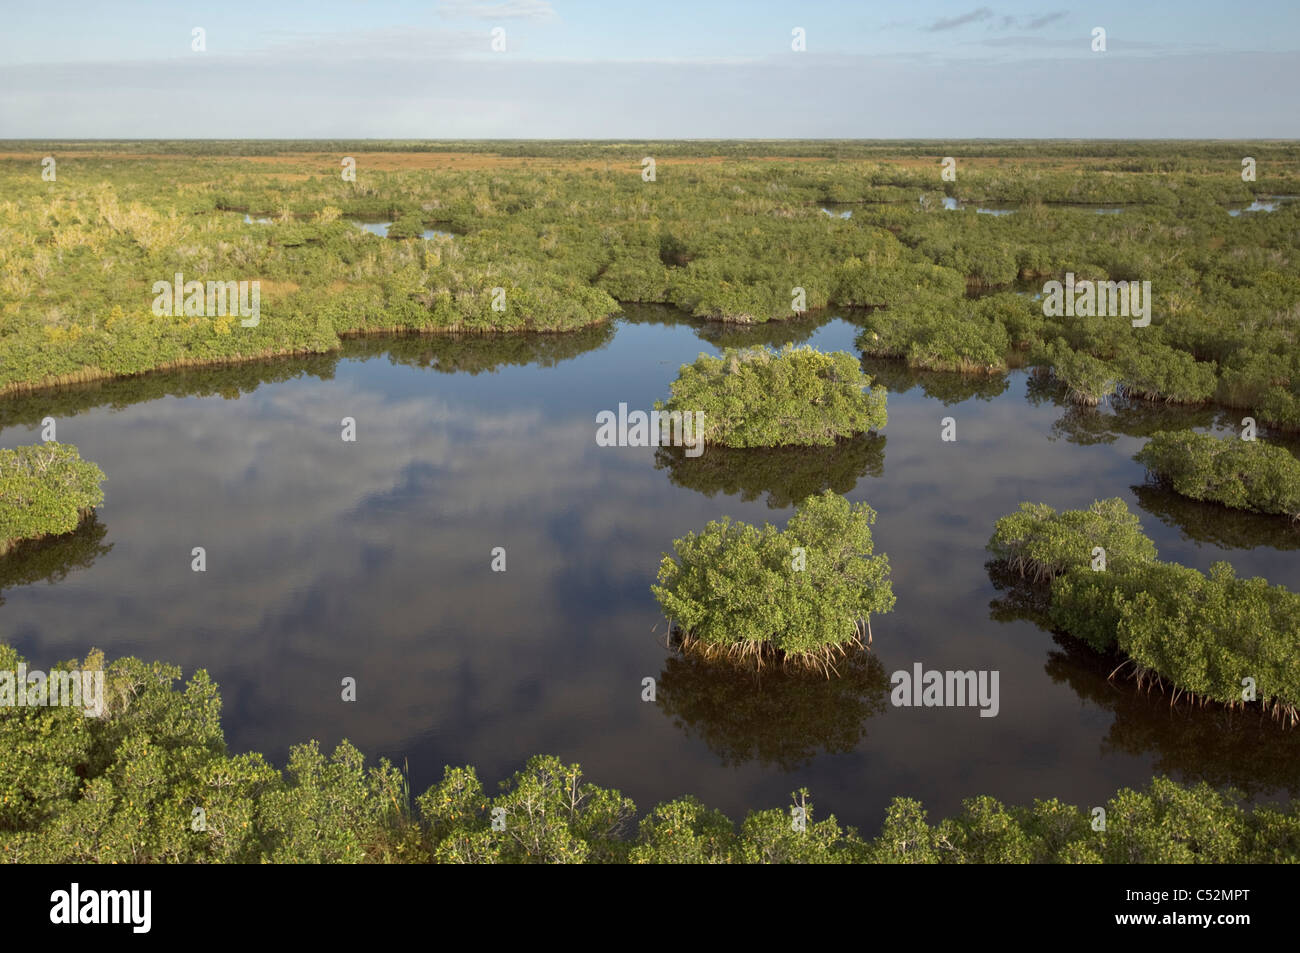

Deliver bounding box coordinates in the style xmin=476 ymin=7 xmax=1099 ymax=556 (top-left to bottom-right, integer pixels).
xmin=1097 ymin=777 xmax=1249 ymax=864
xmin=1055 ymin=561 xmax=1300 ymax=719
xmin=1036 ymin=341 xmax=1118 ymax=406
xmin=1136 ymin=430 xmax=1300 ymax=519
xmin=986 ymin=497 xmax=1158 ymax=582
xmin=0 ymin=443 xmax=106 ymax=551
xmin=629 ymin=796 xmax=738 ymax=864
xmin=416 ymin=755 xmax=636 ymax=864
xmin=0 ymin=645 xmax=270 ymax=863
xmin=989 ymin=498 xmax=1300 ymax=720
xmin=1116 ymin=345 xmax=1218 ymax=405
xmin=385 ymin=213 xmax=426 ymax=240
xmin=4 ymin=643 xmax=1299 ymax=862
xmin=657 ymin=345 xmax=887 ymax=448
xmin=651 ymin=491 xmax=894 ymax=667
xmin=2 ymin=144 xmax=1300 ymax=426
xmin=3 ymin=145 xmax=1300 ymax=429
xmin=258 ymin=740 xmax=414 ymax=863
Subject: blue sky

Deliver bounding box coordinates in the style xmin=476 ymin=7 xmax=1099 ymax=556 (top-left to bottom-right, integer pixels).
xmin=2 ymin=0 xmax=1297 ymax=137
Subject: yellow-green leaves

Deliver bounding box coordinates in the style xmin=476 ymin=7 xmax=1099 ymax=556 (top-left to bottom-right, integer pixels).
xmin=658 ymin=345 xmax=887 ymax=448
xmin=0 ymin=443 xmax=105 ymax=551
xmin=652 ymin=491 xmax=894 ymax=668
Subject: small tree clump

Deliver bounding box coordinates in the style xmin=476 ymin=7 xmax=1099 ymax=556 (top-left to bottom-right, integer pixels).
xmin=985 ymin=497 xmax=1158 ymax=582
xmin=651 ymin=491 xmax=894 ymax=673
xmin=656 ymin=345 xmax=887 ymax=448
xmin=1136 ymin=430 xmax=1300 ymax=520
xmin=0 ymin=443 xmax=106 ymax=553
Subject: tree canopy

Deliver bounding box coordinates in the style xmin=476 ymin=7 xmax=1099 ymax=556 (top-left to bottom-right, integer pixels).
xmin=652 ymin=491 xmax=894 ymax=670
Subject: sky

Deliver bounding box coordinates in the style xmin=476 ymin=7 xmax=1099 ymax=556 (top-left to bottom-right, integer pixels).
xmin=1 ymin=0 xmax=1298 ymax=138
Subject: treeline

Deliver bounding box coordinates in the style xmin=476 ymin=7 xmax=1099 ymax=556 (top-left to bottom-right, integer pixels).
xmin=4 ymin=643 xmax=1298 ymax=863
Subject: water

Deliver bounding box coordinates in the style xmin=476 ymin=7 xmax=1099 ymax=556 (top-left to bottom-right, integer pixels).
xmin=351 ymin=219 xmax=456 ymax=240
xmin=4 ymin=307 xmax=1298 ymax=830
xmin=229 ymin=213 xmax=454 ymax=237
xmin=942 ymin=200 xmax=1133 ymax=215
xmin=1227 ymin=195 xmax=1297 ymax=217
xmin=939 ymin=198 xmax=1016 ymax=215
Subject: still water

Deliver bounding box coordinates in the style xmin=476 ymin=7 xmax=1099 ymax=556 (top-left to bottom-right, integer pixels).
xmin=3 ymin=306 xmax=1298 ymax=830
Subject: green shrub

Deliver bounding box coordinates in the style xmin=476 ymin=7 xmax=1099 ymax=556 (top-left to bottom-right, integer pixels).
xmin=651 ymin=491 xmax=894 ymax=668
xmin=905 ymin=312 xmax=1010 ymax=373
xmin=385 ymin=214 xmax=426 ymax=239
xmin=990 ymin=498 xmax=1300 ymax=721
xmin=1094 ymin=561 xmax=1300 ymax=720
xmin=986 ymin=497 xmax=1158 ymax=582
xmin=1135 ymin=430 xmax=1300 ymax=519
xmin=0 ymin=443 xmax=106 ymax=551
xmin=656 ymin=345 xmax=887 ymax=448
xmin=1037 ymin=341 xmax=1119 ymax=405
xmin=1116 ymin=345 xmax=1218 ymax=404
xmin=5 ymin=641 xmax=1300 ymax=862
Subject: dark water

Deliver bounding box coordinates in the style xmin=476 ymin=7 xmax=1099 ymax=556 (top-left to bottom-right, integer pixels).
xmin=4 ymin=306 xmax=1299 ymax=831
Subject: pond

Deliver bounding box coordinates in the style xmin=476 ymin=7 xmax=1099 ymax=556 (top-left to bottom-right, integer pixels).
xmin=3 ymin=305 xmax=1298 ymax=829
xmin=351 ymin=217 xmax=456 ymax=240
xmin=1228 ymin=195 xmax=1298 ymax=216
xmin=943 ymin=199 xmax=1129 ymax=215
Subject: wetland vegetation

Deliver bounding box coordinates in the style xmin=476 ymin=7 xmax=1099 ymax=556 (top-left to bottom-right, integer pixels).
xmin=0 ymin=443 xmax=105 ymax=554
xmin=652 ymin=492 xmax=894 ymax=671
xmin=5 ymin=139 xmax=1300 ymax=863
xmin=4 ymin=140 xmax=1300 ymax=432
xmin=988 ymin=499 xmax=1300 ymax=724
xmin=5 ymin=643 xmax=1300 ymax=864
